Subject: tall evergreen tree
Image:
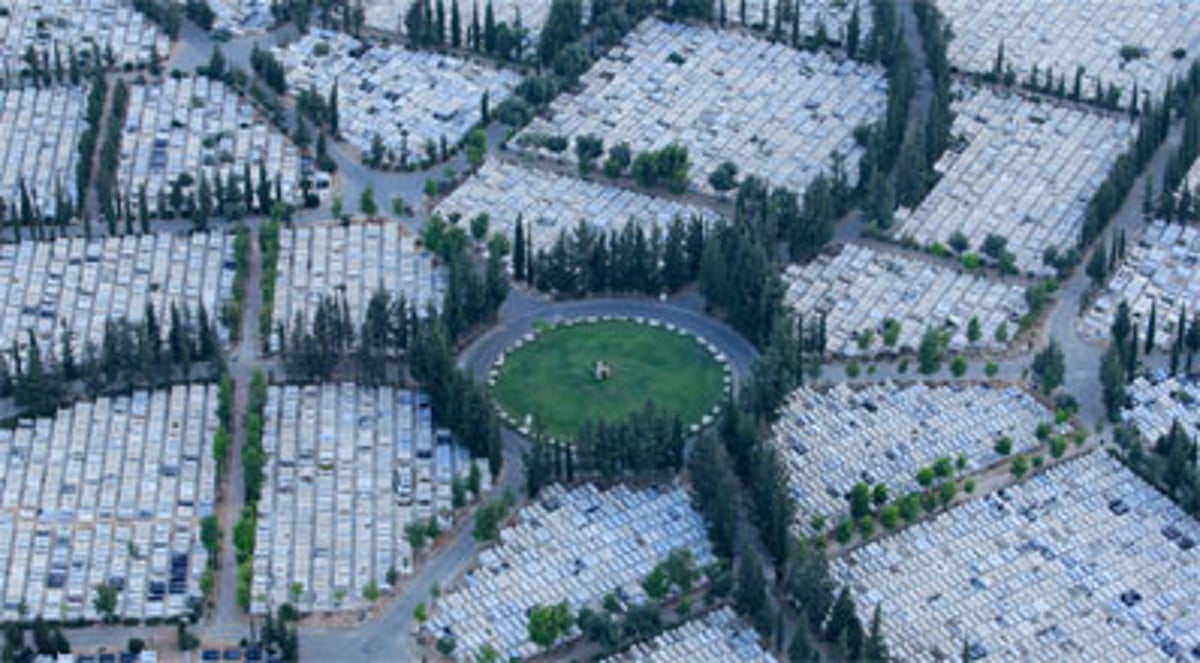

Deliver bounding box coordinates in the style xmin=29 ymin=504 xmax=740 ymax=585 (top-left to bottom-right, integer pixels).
xmin=734 ymin=547 xmax=770 ymax=636
xmin=1146 ymin=300 xmax=1158 ymax=353
xmin=435 ymin=0 xmax=446 ymax=44
xmin=470 ymin=0 xmax=481 ymax=50
xmin=863 ymin=605 xmax=890 ymax=661
xmin=513 ymin=216 xmax=526 ymax=281
xmin=484 ymin=0 xmax=496 ymax=53
xmin=328 ymin=82 xmax=339 ymax=136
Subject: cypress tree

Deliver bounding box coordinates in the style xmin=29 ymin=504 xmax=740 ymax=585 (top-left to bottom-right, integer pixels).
xmin=471 ymin=0 xmax=481 ymax=50
xmin=513 ymin=216 xmax=526 ymax=281
xmin=1146 ymin=300 xmax=1157 ymax=353
xmin=484 ymin=0 xmax=496 ymax=53
xmin=435 ymin=0 xmax=446 ymax=45
xmin=1129 ymin=326 xmax=1140 ymax=379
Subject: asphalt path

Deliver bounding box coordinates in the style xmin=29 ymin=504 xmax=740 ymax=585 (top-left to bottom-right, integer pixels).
xmin=40 ymin=11 xmax=1196 ymax=661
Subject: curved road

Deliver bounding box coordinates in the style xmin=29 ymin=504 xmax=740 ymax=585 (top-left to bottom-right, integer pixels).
xmin=459 ymin=287 xmax=760 ymax=383
xmin=62 ymin=285 xmax=763 ymax=660
xmin=297 ymin=287 xmax=759 ymax=662
xmin=56 ymin=6 xmax=1192 ymax=660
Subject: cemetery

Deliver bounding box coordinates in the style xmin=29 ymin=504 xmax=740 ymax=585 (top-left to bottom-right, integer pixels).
xmin=782 ymin=243 xmax=1027 ymax=357
xmin=425 ymin=482 xmax=716 ymax=661
xmin=695 ymin=0 xmax=867 ymax=45
xmin=434 ymin=160 xmax=719 ymax=257
xmin=0 ymin=232 xmax=235 ymax=360
xmin=0 ymin=385 xmax=218 ymax=621
xmin=250 ymin=384 xmax=483 ymax=615
xmin=835 ymin=451 xmax=1200 ymax=661
xmin=489 ymin=317 xmax=728 ymax=440
xmin=269 ymin=222 xmax=444 ymax=353
xmin=770 ymin=381 xmax=1052 ymax=529
xmin=936 ymin=0 xmax=1200 ymax=99
xmin=1080 ymin=221 xmax=1200 ymax=350
xmin=1185 ymin=155 xmax=1200 ymax=198
xmin=515 ymin=19 xmax=887 ymax=195
xmin=208 ymin=0 xmax=274 ymax=36
xmin=893 ymin=86 xmax=1134 ymax=275
xmin=0 ymin=0 xmax=168 ymax=71
xmin=363 ymin=0 xmax=578 ymax=44
xmin=119 ymin=76 xmax=304 ymax=217
xmin=274 ymin=30 xmax=520 ymax=163
xmin=1124 ymin=376 xmax=1200 ymax=445
xmin=0 ymin=86 xmax=87 ymax=220
xmin=602 ymin=607 xmax=775 ymax=662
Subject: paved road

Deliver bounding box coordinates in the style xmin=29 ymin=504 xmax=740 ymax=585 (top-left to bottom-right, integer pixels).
xmin=44 ymin=10 xmax=1196 ymax=662
xmin=205 ymin=214 xmax=268 ymax=644
xmin=167 ymin=22 xmax=520 ymax=234
xmin=459 ymin=287 xmax=760 ymax=383
xmin=298 ymin=286 xmax=760 ymax=661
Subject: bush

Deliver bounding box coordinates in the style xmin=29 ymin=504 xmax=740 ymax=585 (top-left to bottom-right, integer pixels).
xmin=473 ymin=496 xmax=512 ymax=542
xmin=879 ymin=505 xmax=899 ymax=530
xmin=1050 ymin=436 xmax=1069 ymax=459
xmin=916 ymin=467 xmax=935 ymax=487
xmin=938 ymin=481 xmax=957 ymax=506
xmin=950 ymin=356 xmax=967 ymax=377
xmin=994 ymin=321 xmax=1010 ymax=344
xmin=834 ymin=520 xmax=853 ymax=543
xmin=985 ymin=361 xmax=999 ymax=377
xmin=994 ymin=436 xmax=1013 ymax=455
xmin=849 ymin=483 xmax=871 ymax=519
xmin=1011 ymin=455 xmax=1029 ymax=478
xmin=494 ymin=97 xmax=533 ymax=126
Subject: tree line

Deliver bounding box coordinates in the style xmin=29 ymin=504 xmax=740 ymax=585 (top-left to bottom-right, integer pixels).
xmin=133 ymin=0 xmax=185 ymax=39
xmin=277 ymin=227 xmax=508 ymax=474
xmin=1101 ymin=299 xmax=1200 ymax=423
xmin=523 ymin=402 xmax=685 ymax=497
xmin=1115 ymin=419 xmax=1200 ymax=517
xmin=235 ymin=371 xmax=269 ymax=612
xmin=75 ymin=73 xmax=107 ymax=213
xmin=857 ymin=0 xmax=916 ymax=229
xmin=1080 ymin=61 xmax=1200 ymax=249
xmin=508 ymin=169 xmax=848 ymax=351
xmin=0 ymin=301 xmax=224 ymax=417
xmin=96 ymin=80 xmax=130 ymax=233
xmin=910 ymin=0 xmax=955 ymax=210
xmin=513 ymin=216 xmax=705 ymax=298
xmin=1159 ymin=88 xmax=1200 ymax=222
xmin=250 ymin=45 xmax=288 ymax=95
xmin=1 ymin=620 xmax=71 ymax=661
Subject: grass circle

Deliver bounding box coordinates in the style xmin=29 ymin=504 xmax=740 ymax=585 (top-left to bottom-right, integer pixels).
xmin=492 ymin=319 xmax=727 ymax=440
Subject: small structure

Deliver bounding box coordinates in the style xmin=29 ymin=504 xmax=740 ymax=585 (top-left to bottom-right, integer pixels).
xmin=594 ymin=360 xmax=611 ymax=381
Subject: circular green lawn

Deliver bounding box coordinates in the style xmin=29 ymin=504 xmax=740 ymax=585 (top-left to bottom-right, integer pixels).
xmin=492 ymin=319 xmax=726 ymax=440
